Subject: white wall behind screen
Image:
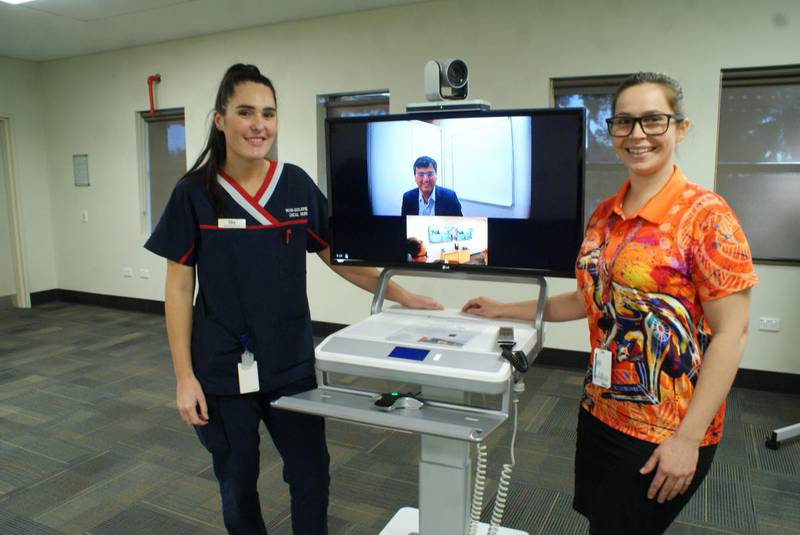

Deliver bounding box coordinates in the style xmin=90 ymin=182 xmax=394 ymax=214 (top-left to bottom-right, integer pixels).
xmin=448 ymin=118 xmax=513 ymax=207
xmin=452 ymin=116 xmax=532 ymax=218
xmin=13 ymin=0 xmax=798 ymax=374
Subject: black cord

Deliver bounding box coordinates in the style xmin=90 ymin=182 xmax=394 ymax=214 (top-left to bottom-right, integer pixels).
xmin=500 ymin=344 xmax=529 ymax=373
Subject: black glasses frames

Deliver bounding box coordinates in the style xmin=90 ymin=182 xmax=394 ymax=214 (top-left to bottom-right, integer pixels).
xmin=605 ymin=114 xmax=685 ymax=137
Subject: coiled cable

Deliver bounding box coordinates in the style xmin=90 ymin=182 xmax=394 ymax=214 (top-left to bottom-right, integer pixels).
xmin=487 ymin=396 xmax=519 ymax=535
xmin=467 ymin=441 xmax=488 ymax=535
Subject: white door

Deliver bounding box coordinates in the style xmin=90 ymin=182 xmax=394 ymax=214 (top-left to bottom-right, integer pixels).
xmin=0 ymin=119 xmax=28 ymax=308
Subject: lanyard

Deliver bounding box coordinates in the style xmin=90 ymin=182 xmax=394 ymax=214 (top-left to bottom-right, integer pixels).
xmin=598 ymin=214 xmax=644 ymax=310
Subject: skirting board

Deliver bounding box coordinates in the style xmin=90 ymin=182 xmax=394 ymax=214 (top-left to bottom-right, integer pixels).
xmin=31 ymin=289 xmax=163 ymax=314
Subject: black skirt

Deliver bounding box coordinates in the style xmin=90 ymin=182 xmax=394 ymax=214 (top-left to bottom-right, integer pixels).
xmin=573 ymin=409 xmax=717 ymax=535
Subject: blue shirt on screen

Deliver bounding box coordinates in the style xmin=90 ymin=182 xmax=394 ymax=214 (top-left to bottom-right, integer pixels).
xmin=401 ymin=186 xmax=463 ymax=217
xmin=418 ymin=187 xmax=436 ymax=215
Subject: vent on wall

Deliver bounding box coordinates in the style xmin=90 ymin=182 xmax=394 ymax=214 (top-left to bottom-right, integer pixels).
xmin=73 ymin=154 xmax=89 ymax=187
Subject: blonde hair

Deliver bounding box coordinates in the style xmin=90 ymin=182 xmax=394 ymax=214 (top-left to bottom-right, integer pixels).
xmin=612 ymin=72 xmax=685 ymax=116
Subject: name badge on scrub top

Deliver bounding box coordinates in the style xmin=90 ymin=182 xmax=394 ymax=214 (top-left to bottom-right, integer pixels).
xmin=237 ymin=349 xmax=260 ymax=394
xmin=592 ymin=348 xmax=612 ymax=389
xmin=218 ymin=218 xmax=246 ymax=229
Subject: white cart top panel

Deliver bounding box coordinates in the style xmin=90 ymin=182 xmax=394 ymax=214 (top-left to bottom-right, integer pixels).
xmin=316 ymin=308 xmax=537 ymax=390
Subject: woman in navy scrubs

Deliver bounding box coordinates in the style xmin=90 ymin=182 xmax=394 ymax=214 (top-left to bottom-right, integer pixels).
xmin=146 ymin=64 xmax=440 ymax=535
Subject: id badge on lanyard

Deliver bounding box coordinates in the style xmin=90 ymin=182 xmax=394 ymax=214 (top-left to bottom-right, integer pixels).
xmin=237 ymin=335 xmax=260 ymax=393
xmin=591 ymin=215 xmax=643 ymax=389
xmin=592 ymin=347 xmax=612 ymax=389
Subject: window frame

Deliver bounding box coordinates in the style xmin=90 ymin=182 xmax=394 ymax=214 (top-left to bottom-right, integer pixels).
xmin=316 ymin=90 xmax=389 ymax=196
xmin=715 ymin=65 xmax=800 ymax=264
xmin=137 ymin=108 xmax=187 ymax=234
xmin=552 ymin=74 xmax=630 ymax=226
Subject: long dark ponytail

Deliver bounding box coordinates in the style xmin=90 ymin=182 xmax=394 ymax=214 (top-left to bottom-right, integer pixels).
xmin=185 ymin=63 xmax=277 ymax=216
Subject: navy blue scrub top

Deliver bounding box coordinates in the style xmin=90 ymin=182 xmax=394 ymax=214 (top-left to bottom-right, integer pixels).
xmin=145 ymin=161 xmax=331 ymax=395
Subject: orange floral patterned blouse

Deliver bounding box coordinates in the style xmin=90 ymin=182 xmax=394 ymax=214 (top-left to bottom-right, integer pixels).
xmin=576 ymin=165 xmax=758 ymax=446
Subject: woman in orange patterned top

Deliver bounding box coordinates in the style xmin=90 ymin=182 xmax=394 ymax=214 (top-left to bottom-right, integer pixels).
xmin=462 ymin=72 xmax=757 ymax=534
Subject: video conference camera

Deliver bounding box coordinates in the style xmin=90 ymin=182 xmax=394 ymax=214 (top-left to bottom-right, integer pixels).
xmin=424 ymin=58 xmax=468 ymax=101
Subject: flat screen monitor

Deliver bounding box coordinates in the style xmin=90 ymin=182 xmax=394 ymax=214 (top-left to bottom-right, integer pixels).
xmin=325 ymin=108 xmax=585 ymax=277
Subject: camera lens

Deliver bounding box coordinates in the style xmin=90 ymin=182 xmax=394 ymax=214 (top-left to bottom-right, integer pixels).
xmin=446 ymin=60 xmax=468 ymax=88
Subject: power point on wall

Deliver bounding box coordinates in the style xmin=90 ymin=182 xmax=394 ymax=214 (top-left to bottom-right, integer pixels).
xmin=123 ymin=267 xmax=134 ymax=278
xmin=139 ymin=268 xmax=150 ymax=279
xmin=81 ymin=210 xmax=89 ymax=223
xmin=758 ymin=317 xmax=781 ymax=332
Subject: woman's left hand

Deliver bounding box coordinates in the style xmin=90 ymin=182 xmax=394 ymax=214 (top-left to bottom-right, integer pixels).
xmin=640 ymin=433 xmax=700 ymax=503
xmin=402 ymin=291 xmax=443 ymax=310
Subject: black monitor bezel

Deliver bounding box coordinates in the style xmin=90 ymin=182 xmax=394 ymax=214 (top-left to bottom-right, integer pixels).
xmin=324 ymin=107 xmax=586 ymax=278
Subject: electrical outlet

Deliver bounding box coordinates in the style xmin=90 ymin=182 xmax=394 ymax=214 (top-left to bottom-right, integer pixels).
xmin=139 ymin=268 xmax=150 ymax=279
xmin=123 ymin=267 xmax=134 ymax=278
xmin=758 ymin=317 xmax=781 ymax=332
xmin=81 ymin=210 xmax=89 ymax=223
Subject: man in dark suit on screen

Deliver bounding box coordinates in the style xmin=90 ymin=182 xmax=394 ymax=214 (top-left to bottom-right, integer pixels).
xmin=401 ymin=156 xmax=463 ymax=217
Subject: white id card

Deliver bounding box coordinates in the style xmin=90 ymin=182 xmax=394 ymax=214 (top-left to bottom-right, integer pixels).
xmin=218 ymin=218 xmax=246 ymax=229
xmin=237 ymin=349 xmax=259 ymax=393
xmin=592 ymin=347 xmax=612 ymax=389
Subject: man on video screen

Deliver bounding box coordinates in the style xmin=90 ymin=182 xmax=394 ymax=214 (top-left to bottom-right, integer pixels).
xmin=401 ymin=156 xmax=463 ymax=217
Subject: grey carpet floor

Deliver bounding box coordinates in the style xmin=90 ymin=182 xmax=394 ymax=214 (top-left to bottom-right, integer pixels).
xmin=0 ymin=302 xmax=798 ymax=534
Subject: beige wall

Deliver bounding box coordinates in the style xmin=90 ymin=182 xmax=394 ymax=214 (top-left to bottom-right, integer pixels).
xmin=9 ymin=0 xmax=799 ymax=373
xmin=0 ymin=57 xmax=57 ymax=293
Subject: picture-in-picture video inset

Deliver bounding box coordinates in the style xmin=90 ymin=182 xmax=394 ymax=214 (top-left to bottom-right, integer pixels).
xmin=406 ymin=216 xmax=489 ymax=266
xmin=326 ymin=108 xmax=585 ymax=276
